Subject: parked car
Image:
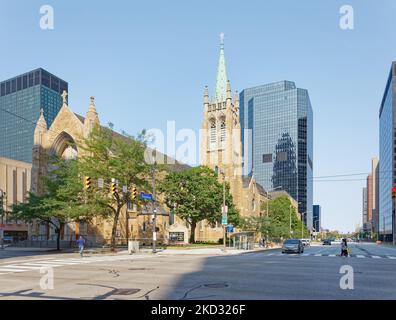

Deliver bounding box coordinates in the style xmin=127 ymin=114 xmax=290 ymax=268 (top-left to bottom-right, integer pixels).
xmin=322 ymin=239 xmax=331 ymax=245
xmin=301 ymin=238 xmax=311 ymax=247
xmin=282 ymin=239 xmax=304 ymax=254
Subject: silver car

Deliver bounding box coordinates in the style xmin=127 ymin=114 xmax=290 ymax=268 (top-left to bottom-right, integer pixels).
xmin=282 ymin=239 xmax=304 ymax=254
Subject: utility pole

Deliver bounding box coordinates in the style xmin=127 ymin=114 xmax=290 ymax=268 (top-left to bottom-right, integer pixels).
xmin=289 ymin=205 xmax=292 ymax=239
xmin=152 ymin=161 xmax=157 ymax=254
xmin=223 ymin=173 xmax=226 ymax=250
xmin=383 ymin=215 xmax=386 ymax=243
xmin=0 ymin=190 xmax=6 ymax=250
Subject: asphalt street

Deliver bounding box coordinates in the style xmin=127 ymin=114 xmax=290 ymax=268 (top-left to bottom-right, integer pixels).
xmin=0 ymin=243 xmax=395 ymax=300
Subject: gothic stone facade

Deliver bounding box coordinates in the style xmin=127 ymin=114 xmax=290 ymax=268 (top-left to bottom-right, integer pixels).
xmin=30 ymin=93 xmax=172 ymax=245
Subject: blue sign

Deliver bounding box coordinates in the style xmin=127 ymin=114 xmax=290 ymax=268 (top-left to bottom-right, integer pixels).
xmin=226 ymin=224 xmax=234 ymax=233
xmin=140 ymin=192 xmax=153 ymax=201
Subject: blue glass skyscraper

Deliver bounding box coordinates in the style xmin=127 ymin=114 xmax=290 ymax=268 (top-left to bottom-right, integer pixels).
xmin=0 ymin=68 xmax=68 ymax=163
xmin=313 ymin=205 xmax=321 ymax=232
xmin=379 ymin=61 xmax=396 ymax=243
xmin=240 ymin=81 xmax=313 ymax=230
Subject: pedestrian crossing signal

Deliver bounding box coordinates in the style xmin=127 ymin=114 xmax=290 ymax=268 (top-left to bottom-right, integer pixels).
xmin=85 ymin=176 xmax=91 ymax=190
xmin=111 ymin=182 xmax=118 ymax=194
xmin=131 ymin=187 xmax=137 ymax=200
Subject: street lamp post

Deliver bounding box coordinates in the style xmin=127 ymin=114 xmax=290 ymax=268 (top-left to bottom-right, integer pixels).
xmin=0 ymin=189 xmax=6 ymax=250
xmin=218 ymin=169 xmax=227 ymax=251
xmin=300 ymin=211 xmax=307 ymax=239
xmin=289 ymin=205 xmax=292 ymax=238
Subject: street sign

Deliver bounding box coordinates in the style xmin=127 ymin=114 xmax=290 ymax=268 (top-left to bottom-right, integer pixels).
xmin=221 ymin=205 xmax=228 ymax=214
xmin=140 ymin=192 xmax=153 ymax=201
xmin=221 ymin=213 xmax=228 ymax=225
xmin=226 ymin=223 xmax=233 ymax=233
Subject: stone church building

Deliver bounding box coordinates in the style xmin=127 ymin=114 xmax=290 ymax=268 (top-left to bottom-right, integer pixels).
xmin=28 ymin=36 xmax=269 ymax=245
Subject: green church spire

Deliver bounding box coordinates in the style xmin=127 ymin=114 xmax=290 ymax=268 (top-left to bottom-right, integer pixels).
xmin=214 ymin=32 xmax=228 ymax=102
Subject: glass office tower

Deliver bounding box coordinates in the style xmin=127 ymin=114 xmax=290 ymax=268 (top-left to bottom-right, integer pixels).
xmin=0 ymin=68 xmax=68 ymax=163
xmin=313 ymin=205 xmax=321 ymax=232
xmin=379 ymin=61 xmax=396 ymax=242
xmin=240 ymin=81 xmax=313 ymax=230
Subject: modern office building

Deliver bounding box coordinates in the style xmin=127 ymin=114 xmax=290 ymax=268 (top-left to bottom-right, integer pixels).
xmin=240 ymin=81 xmax=314 ymax=230
xmin=0 ymin=68 xmax=68 ymax=163
xmin=0 ymin=156 xmax=31 ymax=241
xmin=312 ymin=205 xmax=321 ymax=233
xmin=367 ymin=174 xmax=373 ymax=223
xmin=371 ymin=158 xmax=380 ymax=234
xmin=379 ymin=61 xmax=396 ymax=243
xmin=362 ymin=187 xmax=368 ymax=224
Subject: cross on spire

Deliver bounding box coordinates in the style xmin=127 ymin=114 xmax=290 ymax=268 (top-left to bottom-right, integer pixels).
xmin=61 ymin=90 xmax=68 ymax=105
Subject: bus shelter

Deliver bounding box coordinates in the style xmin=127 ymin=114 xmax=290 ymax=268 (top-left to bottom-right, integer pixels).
xmin=230 ymin=231 xmax=255 ymax=250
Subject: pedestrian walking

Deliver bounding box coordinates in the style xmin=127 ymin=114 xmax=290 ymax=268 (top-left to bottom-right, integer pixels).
xmin=340 ymin=238 xmax=348 ymax=257
xmin=76 ymin=236 xmax=86 ymax=257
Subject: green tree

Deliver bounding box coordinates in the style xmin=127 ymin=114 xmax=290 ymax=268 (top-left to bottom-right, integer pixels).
xmin=158 ymin=166 xmax=239 ymax=243
xmin=78 ymin=125 xmax=152 ymax=250
xmin=12 ymin=157 xmax=98 ymax=250
xmin=242 ymin=196 xmax=309 ymax=242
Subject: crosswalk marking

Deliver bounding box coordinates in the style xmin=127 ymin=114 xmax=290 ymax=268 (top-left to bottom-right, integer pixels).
xmin=0 ymin=254 xmax=144 ymax=275
xmin=261 ymin=252 xmax=396 ymax=260
xmin=2 ymin=265 xmax=44 ymax=270
xmin=0 ymin=268 xmax=26 ymax=272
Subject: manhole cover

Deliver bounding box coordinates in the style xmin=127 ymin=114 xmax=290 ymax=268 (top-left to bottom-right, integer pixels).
xmin=113 ymin=288 xmax=141 ymax=295
xmin=204 ymin=283 xmax=228 ymax=289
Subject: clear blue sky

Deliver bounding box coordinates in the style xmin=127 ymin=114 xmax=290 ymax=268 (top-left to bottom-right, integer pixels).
xmin=1 ymin=0 xmax=396 ymax=232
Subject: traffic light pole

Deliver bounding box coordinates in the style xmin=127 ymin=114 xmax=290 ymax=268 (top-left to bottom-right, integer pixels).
xmin=152 ymin=163 xmax=157 ymax=254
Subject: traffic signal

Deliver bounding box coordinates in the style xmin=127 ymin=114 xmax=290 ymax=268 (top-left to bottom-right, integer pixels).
xmin=85 ymin=176 xmax=91 ymax=190
xmin=131 ymin=187 xmax=137 ymax=200
xmin=392 ymin=187 xmax=396 ymax=198
xmin=111 ymin=182 xmax=118 ymax=194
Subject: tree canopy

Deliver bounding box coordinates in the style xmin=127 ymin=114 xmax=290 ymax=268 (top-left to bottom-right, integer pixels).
xmin=158 ymin=165 xmax=240 ymax=243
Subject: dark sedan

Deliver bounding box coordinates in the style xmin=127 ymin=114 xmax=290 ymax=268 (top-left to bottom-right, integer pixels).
xmin=322 ymin=239 xmax=332 ymax=245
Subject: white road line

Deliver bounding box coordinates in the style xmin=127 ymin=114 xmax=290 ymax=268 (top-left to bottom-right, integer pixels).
xmin=266 ymin=253 xmax=274 ymax=256
xmin=328 ymin=254 xmax=336 ymax=257
xmin=314 ymin=254 xmax=322 ymax=256
xmin=0 ymin=268 xmax=25 ymax=272
xmin=302 ymin=253 xmax=310 ymax=256
xmin=371 ymin=256 xmax=381 ymax=259
xmin=387 ymin=256 xmax=396 ymax=259
xmin=21 ymin=263 xmax=65 ymax=267
xmin=0 ymin=257 xmax=55 ymax=266
xmin=3 ymin=265 xmax=43 ymax=270
xmin=356 ymin=255 xmax=365 ymax=258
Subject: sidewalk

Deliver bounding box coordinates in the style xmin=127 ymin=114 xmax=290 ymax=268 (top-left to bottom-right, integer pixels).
xmin=123 ymin=245 xmax=281 ymax=256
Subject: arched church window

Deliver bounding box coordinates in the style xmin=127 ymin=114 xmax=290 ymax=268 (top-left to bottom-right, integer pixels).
xmin=209 ymin=119 xmax=216 ymax=150
xmin=220 ymin=117 xmax=226 ymax=148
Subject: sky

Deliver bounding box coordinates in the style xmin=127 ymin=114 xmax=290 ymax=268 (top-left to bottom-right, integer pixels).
xmin=1 ymin=0 xmax=396 ymax=233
